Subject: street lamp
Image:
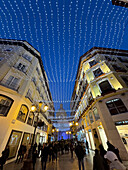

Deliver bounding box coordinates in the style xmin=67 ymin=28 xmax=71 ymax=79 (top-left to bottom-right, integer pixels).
xmin=52 ymin=128 xmax=59 ymax=141
xmin=66 ymin=131 xmax=71 ymax=139
xmin=22 ymin=103 xmax=48 ymax=170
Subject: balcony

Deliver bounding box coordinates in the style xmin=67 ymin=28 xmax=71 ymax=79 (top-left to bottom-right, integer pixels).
xmin=101 ymin=88 xmax=116 ymax=96
xmin=0 ymin=79 xmax=19 ymax=91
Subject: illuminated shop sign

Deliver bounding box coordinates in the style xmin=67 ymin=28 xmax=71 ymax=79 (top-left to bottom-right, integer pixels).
xmin=115 ymin=120 xmax=128 ymax=126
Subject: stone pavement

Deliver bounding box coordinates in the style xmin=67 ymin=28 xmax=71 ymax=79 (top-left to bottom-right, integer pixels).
xmin=4 ymin=151 xmax=94 ymax=170
xmin=3 ymin=151 xmax=128 ymax=170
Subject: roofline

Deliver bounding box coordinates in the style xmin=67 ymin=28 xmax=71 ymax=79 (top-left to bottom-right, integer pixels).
xmin=0 ymin=39 xmax=54 ymax=107
xmin=71 ymin=46 xmax=128 ymax=105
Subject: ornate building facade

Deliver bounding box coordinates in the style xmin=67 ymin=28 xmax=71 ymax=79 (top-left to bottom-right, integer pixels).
xmin=0 ymin=39 xmax=54 ymax=162
xmin=71 ymin=47 xmax=128 ymax=160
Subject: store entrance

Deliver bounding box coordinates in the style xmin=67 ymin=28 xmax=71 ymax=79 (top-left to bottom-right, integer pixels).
xmin=92 ymin=128 xmax=100 ymax=149
xmin=115 ymin=121 xmax=128 ymax=152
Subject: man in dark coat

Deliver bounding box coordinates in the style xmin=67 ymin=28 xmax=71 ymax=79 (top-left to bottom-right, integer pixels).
xmin=75 ymin=142 xmax=85 ymax=170
xmin=41 ymin=143 xmax=49 ymax=170
xmin=0 ymin=146 xmax=10 ymax=170
xmin=93 ymin=149 xmax=108 ymax=170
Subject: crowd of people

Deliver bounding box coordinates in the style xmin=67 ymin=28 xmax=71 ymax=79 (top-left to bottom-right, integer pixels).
xmin=0 ymin=139 xmax=127 ymax=170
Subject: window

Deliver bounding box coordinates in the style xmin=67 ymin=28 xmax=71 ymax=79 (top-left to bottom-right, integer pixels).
xmin=112 ymin=64 xmax=127 ymax=72
xmin=93 ymin=108 xmax=100 ymax=121
xmin=32 ymin=77 xmax=37 ymax=86
xmin=6 ymin=130 xmax=22 ymax=159
xmin=17 ymin=63 xmax=27 ymax=73
xmin=36 ymin=67 xmax=40 ymax=75
xmin=22 ymin=54 xmax=32 ymax=62
xmin=106 ymin=98 xmax=127 ymax=115
xmin=0 ymin=95 xmax=14 ymax=116
xmin=86 ymin=115 xmax=89 ymax=126
xmin=27 ymin=112 xmax=34 ymax=126
xmin=89 ymin=60 xmax=97 ymax=67
xmin=22 ymin=133 xmax=30 ymax=145
xmin=89 ymin=112 xmax=94 ymax=123
xmin=99 ymin=80 xmax=115 ymax=95
xmin=118 ymin=57 xmax=128 ymax=63
xmin=5 ymin=76 xmax=20 ymax=90
xmin=17 ymin=104 xmax=29 ymax=123
xmin=121 ymin=76 xmax=128 ymax=87
xmin=93 ymin=68 xmax=103 ymax=78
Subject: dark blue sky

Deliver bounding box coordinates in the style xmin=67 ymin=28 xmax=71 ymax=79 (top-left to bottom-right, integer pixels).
xmin=0 ymin=0 xmax=128 ymax=115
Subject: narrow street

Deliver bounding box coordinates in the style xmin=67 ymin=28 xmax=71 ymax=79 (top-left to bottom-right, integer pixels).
xmin=4 ymin=151 xmax=94 ymax=170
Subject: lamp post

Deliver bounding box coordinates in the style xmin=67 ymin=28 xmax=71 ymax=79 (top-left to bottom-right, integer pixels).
xmin=66 ymin=131 xmax=71 ymax=139
xmin=69 ymin=121 xmax=78 ymax=138
xmin=52 ymin=128 xmax=59 ymax=141
xmin=22 ymin=102 xmax=48 ymax=170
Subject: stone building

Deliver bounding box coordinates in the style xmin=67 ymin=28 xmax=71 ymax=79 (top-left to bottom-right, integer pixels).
xmin=0 ymin=39 xmax=54 ymax=163
xmin=71 ymin=47 xmax=128 ymax=160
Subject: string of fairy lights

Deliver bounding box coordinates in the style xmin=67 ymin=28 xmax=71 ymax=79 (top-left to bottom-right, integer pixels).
xmin=0 ymin=0 xmax=128 ymax=114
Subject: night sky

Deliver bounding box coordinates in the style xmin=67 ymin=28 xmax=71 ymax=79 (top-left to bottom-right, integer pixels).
xmin=0 ymin=0 xmax=128 ymax=115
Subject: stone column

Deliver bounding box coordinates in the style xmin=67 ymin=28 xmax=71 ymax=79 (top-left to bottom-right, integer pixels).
xmin=96 ymin=101 xmax=128 ymax=160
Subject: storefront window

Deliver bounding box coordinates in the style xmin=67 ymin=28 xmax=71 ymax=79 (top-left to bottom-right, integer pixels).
xmin=106 ymin=98 xmax=127 ymax=115
xmin=27 ymin=112 xmax=34 ymax=126
xmin=22 ymin=133 xmax=30 ymax=145
xmin=0 ymin=95 xmax=14 ymax=116
xmin=93 ymin=108 xmax=100 ymax=121
xmin=89 ymin=112 xmax=94 ymax=123
xmin=7 ymin=130 xmax=22 ymax=159
xmin=17 ymin=104 xmax=29 ymax=123
xmin=86 ymin=115 xmax=89 ymax=126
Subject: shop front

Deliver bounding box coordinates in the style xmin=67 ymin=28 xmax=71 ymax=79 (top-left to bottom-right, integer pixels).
xmin=115 ymin=120 xmax=128 ymax=151
xmin=6 ymin=130 xmax=22 ymax=159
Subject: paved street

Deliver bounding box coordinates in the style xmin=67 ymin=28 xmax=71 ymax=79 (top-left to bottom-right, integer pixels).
xmin=4 ymin=151 xmax=94 ymax=170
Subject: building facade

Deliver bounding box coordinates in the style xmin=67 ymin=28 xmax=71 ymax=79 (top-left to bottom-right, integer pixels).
xmin=0 ymin=39 xmax=54 ymax=163
xmin=70 ymin=47 xmax=128 ymax=160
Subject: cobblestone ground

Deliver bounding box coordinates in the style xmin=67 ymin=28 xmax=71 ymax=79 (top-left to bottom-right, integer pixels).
xmin=3 ymin=151 xmax=128 ymax=170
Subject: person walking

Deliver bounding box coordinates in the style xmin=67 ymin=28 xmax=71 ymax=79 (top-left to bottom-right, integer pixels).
xmin=70 ymin=142 xmax=74 ymax=159
xmin=86 ymin=140 xmax=89 ymax=153
xmin=0 ymin=146 xmax=9 ymax=170
xmin=41 ymin=143 xmax=48 ymax=170
xmin=75 ymin=142 xmax=85 ymax=170
xmin=107 ymin=141 xmax=122 ymax=163
xmin=104 ymin=150 xmax=126 ymax=170
xmin=32 ymin=149 xmax=37 ymax=170
xmin=93 ymin=149 xmax=107 ymax=170
xmin=99 ymin=144 xmax=109 ymax=170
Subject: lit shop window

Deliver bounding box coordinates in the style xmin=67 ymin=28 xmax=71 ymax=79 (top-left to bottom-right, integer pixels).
xmin=0 ymin=95 xmax=14 ymax=116
xmin=93 ymin=108 xmax=100 ymax=121
xmin=22 ymin=133 xmax=30 ymax=145
xmin=6 ymin=130 xmax=22 ymax=159
xmin=17 ymin=104 xmax=29 ymax=123
xmin=106 ymin=98 xmax=127 ymax=115
xmin=89 ymin=112 xmax=94 ymax=123
xmin=27 ymin=111 xmax=34 ymax=126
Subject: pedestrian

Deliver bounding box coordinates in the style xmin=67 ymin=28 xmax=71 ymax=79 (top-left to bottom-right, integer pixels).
xmin=41 ymin=143 xmax=48 ymax=170
xmin=48 ymin=143 xmax=53 ymax=162
xmin=93 ymin=149 xmax=107 ymax=170
xmin=0 ymin=146 xmax=9 ymax=170
xmin=99 ymin=144 xmax=109 ymax=170
xmin=38 ymin=143 xmax=41 ymax=158
xmin=24 ymin=143 xmax=31 ymax=159
xmin=107 ymin=141 xmax=122 ymax=163
xmin=32 ymin=149 xmax=37 ymax=170
xmin=86 ymin=140 xmax=89 ymax=153
xmin=70 ymin=142 xmax=74 ymax=159
xmin=104 ymin=150 xmax=126 ymax=170
xmin=75 ymin=142 xmax=85 ymax=170
xmin=53 ymin=142 xmax=58 ymax=162
xmin=15 ymin=145 xmax=24 ymax=163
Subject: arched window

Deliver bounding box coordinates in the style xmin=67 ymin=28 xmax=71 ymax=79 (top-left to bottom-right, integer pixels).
xmin=17 ymin=104 xmax=29 ymax=123
xmin=106 ymin=98 xmax=127 ymax=115
xmin=0 ymin=94 xmax=14 ymax=116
